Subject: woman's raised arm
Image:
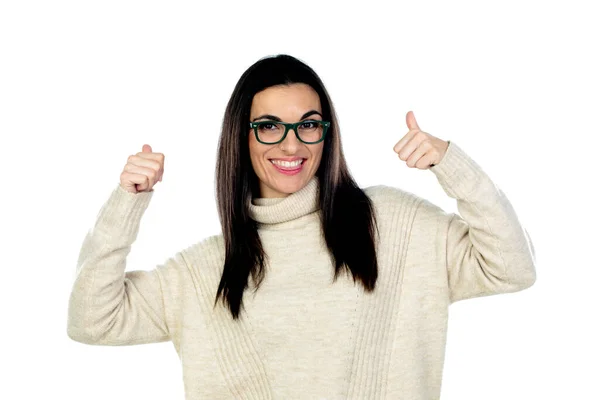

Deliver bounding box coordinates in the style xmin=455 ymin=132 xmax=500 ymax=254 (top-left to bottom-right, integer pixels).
xmin=427 ymin=141 xmax=537 ymax=303
xmin=67 ymin=144 xmax=188 ymax=345
xmin=67 ymin=183 xmax=187 ymax=345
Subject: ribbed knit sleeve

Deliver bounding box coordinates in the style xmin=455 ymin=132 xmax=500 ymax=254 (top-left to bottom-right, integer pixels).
xmin=424 ymin=140 xmax=537 ymax=303
xmin=67 ymin=184 xmax=188 ymax=346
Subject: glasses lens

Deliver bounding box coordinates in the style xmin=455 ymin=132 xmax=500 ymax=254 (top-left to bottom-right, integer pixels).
xmin=297 ymin=121 xmax=324 ymax=143
xmin=256 ymin=122 xmax=285 ymax=143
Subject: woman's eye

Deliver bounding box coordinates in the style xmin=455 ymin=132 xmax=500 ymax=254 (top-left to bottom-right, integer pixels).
xmin=301 ymin=121 xmax=316 ymax=128
xmin=259 ymin=123 xmax=275 ymax=130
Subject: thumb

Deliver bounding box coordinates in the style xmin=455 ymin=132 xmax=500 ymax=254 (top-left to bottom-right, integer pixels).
xmin=142 ymin=144 xmax=152 ymax=153
xmin=406 ymin=111 xmax=420 ymax=131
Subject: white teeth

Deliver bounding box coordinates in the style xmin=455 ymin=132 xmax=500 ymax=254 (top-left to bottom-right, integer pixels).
xmin=271 ymin=159 xmax=303 ymax=168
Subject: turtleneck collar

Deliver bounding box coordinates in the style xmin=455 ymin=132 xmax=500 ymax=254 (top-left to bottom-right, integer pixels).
xmin=249 ymin=177 xmax=320 ymax=224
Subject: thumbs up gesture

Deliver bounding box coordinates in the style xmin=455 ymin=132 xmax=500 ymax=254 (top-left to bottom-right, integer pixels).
xmin=393 ymin=111 xmax=449 ymax=169
xmin=119 ymin=144 xmax=165 ymax=194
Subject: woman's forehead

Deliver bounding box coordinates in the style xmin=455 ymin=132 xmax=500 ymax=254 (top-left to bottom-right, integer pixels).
xmin=250 ymin=84 xmax=321 ymax=118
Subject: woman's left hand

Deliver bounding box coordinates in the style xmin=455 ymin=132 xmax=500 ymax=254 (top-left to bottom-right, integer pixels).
xmin=393 ymin=111 xmax=449 ymax=169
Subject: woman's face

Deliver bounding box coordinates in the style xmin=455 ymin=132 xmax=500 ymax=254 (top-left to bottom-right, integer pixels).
xmin=248 ymin=83 xmax=325 ymax=198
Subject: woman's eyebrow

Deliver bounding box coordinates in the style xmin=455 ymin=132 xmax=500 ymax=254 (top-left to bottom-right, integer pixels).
xmin=251 ymin=110 xmax=323 ymax=122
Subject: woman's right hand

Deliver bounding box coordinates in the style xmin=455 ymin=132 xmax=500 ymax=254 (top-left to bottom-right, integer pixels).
xmin=119 ymin=144 xmax=165 ymax=194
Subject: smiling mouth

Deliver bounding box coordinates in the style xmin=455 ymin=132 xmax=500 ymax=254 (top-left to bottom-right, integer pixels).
xmin=269 ymin=159 xmax=306 ymax=169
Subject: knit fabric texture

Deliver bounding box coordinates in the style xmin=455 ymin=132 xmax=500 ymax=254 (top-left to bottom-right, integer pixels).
xmin=67 ymin=140 xmax=536 ymax=399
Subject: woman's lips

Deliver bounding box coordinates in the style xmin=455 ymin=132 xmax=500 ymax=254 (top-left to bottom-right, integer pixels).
xmin=270 ymin=159 xmax=305 ymax=175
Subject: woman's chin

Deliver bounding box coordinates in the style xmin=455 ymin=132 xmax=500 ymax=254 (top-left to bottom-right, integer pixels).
xmin=265 ymin=174 xmax=311 ymax=197
xmin=274 ymin=178 xmax=304 ymax=194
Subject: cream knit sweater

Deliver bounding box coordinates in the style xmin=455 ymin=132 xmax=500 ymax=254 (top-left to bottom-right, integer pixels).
xmin=67 ymin=140 xmax=536 ymax=399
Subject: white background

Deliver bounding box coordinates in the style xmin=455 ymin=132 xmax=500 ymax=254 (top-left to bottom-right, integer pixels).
xmin=1 ymin=0 xmax=598 ymax=399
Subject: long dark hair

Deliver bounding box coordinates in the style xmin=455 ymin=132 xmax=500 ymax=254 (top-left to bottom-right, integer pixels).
xmin=215 ymin=54 xmax=378 ymax=319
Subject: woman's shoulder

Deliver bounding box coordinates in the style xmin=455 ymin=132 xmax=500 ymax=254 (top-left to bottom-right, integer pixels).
xmin=362 ymin=184 xmax=451 ymax=224
xmin=178 ymin=233 xmax=226 ymax=271
xmin=360 ymin=184 xmax=452 ymax=243
xmin=362 ymin=184 xmax=424 ymax=211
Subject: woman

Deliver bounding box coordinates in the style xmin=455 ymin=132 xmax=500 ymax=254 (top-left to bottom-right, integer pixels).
xmin=67 ymin=54 xmax=536 ymax=399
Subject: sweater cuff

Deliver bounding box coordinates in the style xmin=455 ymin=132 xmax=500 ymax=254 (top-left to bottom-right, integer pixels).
xmin=93 ymin=183 xmax=154 ymax=238
xmin=429 ymin=140 xmax=489 ymax=198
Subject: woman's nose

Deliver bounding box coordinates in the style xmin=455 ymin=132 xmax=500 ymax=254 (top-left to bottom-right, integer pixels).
xmin=279 ymin=127 xmax=300 ymax=153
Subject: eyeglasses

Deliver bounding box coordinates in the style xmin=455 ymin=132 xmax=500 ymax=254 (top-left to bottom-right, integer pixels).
xmin=249 ymin=120 xmax=330 ymax=145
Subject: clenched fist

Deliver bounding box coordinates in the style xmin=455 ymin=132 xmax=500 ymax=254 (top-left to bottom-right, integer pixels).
xmin=119 ymin=144 xmax=165 ymax=194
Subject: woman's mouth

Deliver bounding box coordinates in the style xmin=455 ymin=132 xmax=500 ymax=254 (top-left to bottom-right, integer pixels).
xmin=270 ymin=158 xmax=305 ymax=175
